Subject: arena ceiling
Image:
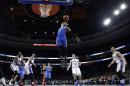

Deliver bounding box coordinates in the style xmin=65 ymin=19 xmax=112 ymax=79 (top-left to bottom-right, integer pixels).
xmin=0 ymin=0 xmax=130 ymax=52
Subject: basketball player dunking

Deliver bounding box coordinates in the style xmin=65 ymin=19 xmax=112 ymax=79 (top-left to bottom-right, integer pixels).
xmin=56 ymin=15 xmax=80 ymax=67
xmin=108 ymin=47 xmax=127 ymax=86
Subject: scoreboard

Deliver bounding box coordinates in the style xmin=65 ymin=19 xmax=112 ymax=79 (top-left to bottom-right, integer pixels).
xmin=18 ymin=0 xmax=73 ymax=5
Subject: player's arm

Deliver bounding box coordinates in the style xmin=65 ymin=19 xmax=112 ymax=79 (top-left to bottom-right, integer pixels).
xmin=45 ymin=66 xmax=47 ymax=71
xmin=117 ymin=51 xmax=127 ymax=65
xmin=80 ymin=60 xmax=95 ymax=65
xmin=21 ymin=55 xmax=25 ymax=66
xmin=30 ymin=58 xmax=36 ymax=67
xmin=68 ymin=30 xmax=81 ymax=43
xmin=32 ymin=62 xmax=37 ymax=67
xmin=62 ymin=22 xmax=81 ymax=42
xmin=15 ymin=56 xmax=19 ymax=65
xmin=67 ymin=60 xmax=72 ymax=71
xmin=108 ymin=60 xmax=115 ymax=68
xmin=50 ymin=66 xmax=52 ymax=71
xmin=50 ymin=66 xmax=52 ymax=69
xmin=88 ymin=60 xmax=95 ymax=64
xmin=21 ymin=55 xmax=24 ymax=59
xmin=78 ymin=59 xmax=82 ymax=66
xmin=66 ymin=27 xmax=71 ymax=32
xmin=21 ymin=60 xmax=25 ymax=66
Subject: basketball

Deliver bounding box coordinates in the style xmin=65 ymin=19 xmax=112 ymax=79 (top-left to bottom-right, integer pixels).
xmin=63 ymin=15 xmax=69 ymax=22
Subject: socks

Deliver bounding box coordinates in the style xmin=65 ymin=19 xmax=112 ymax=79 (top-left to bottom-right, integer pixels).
xmin=119 ymin=79 xmax=125 ymax=86
xmin=74 ymin=80 xmax=78 ymax=86
xmin=79 ymin=82 xmax=82 ymax=86
xmin=120 ymin=79 xmax=125 ymax=84
xmin=9 ymin=78 xmax=13 ymax=83
xmin=1 ymin=77 xmax=6 ymax=86
xmin=9 ymin=79 xmax=13 ymax=85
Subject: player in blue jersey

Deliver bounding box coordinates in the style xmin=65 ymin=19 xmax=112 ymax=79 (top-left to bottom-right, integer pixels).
xmin=56 ymin=22 xmax=71 ymax=56
xmin=16 ymin=52 xmax=25 ymax=86
xmin=56 ymin=15 xmax=81 ymax=67
xmin=45 ymin=63 xmax=52 ymax=85
xmin=56 ymin=22 xmax=71 ymax=67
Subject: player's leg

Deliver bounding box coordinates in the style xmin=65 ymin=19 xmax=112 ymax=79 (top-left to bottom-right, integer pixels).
xmin=72 ymin=68 xmax=79 ymax=86
xmin=42 ymin=73 xmax=46 ymax=86
xmin=13 ymin=65 xmax=20 ymax=85
xmin=45 ymin=72 xmax=48 ymax=85
xmin=24 ymin=66 xmax=35 ymax=86
xmin=9 ymin=71 xmax=18 ymax=85
xmin=0 ymin=68 xmax=6 ymax=86
xmin=9 ymin=64 xmax=15 ymax=85
xmin=74 ymin=75 xmax=79 ymax=86
xmin=45 ymin=78 xmax=49 ymax=85
xmin=45 ymin=75 xmax=51 ymax=85
xmin=61 ymin=38 xmax=68 ymax=68
xmin=120 ymin=61 xmax=126 ymax=85
xmin=116 ymin=62 xmax=125 ymax=85
xmin=9 ymin=72 xmax=14 ymax=85
xmin=76 ymin=68 xmax=82 ymax=86
xmin=29 ymin=73 xmax=37 ymax=86
xmin=56 ymin=37 xmax=67 ymax=57
xmin=45 ymin=73 xmax=52 ymax=85
xmin=48 ymin=73 xmax=52 ymax=85
xmin=122 ymin=61 xmax=126 ymax=74
xmin=18 ymin=66 xmax=25 ymax=86
xmin=57 ymin=45 xmax=67 ymax=68
xmin=57 ymin=46 xmax=64 ymax=58
xmin=22 ymin=74 xmax=28 ymax=85
xmin=78 ymin=75 xmax=82 ymax=86
xmin=0 ymin=77 xmax=6 ymax=86
xmin=56 ymin=38 xmax=64 ymax=60
xmin=62 ymin=37 xmax=67 ymax=58
xmin=14 ymin=73 xmax=20 ymax=85
xmin=56 ymin=37 xmax=68 ymax=68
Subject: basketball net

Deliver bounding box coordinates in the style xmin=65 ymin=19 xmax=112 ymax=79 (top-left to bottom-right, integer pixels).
xmin=39 ymin=4 xmax=52 ymax=18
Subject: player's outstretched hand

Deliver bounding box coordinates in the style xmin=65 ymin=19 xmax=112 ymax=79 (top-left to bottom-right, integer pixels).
xmin=108 ymin=65 xmax=111 ymax=68
xmin=125 ymin=62 xmax=128 ymax=66
xmin=88 ymin=61 xmax=95 ymax=64
xmin=67 ymin=68 xmax=69 ymax=71
xmin=67 ymin=27 xmax=71 ymax=32
xmin=76 ymin=37 xmax=81 ymax=43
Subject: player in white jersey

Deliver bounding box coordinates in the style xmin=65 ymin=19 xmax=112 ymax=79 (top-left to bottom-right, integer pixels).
xmin=108 ymin=47 xmax=127 ymax=85
xmin=67 ymin=54 xmax=82 ymax=86
xmin=9 ymin=57 xmax=19 ymax=85
xmin=24 ymin=53 xmax=37 ymax=86
xmin=9 ymin=52 xmax=25 ymax=86
xmin=0 ymin=64 xmax=7 ymax=86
